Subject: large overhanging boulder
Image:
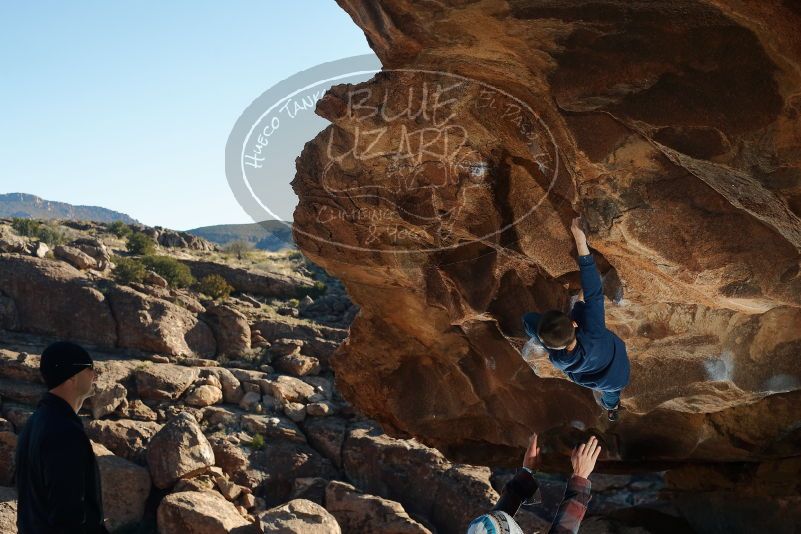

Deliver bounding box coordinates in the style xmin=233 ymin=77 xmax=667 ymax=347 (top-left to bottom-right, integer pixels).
xmin=291 ymin=0 xmax=801 ymax=465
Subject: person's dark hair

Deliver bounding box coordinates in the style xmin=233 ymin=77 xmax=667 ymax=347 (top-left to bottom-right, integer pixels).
xmin=537 ymin=310 xmax=575 ymax=349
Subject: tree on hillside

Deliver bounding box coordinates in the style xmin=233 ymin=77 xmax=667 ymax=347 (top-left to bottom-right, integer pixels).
xmin=224 ymin=240 xmax=252 ymax=260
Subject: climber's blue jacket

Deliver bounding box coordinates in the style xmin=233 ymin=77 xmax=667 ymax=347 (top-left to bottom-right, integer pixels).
xmin=522 ymin=253 xmax=630 ymax=391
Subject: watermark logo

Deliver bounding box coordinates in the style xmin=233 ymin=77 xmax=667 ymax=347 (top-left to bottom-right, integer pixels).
xmin=226 ymin=54 xmax=559 ymax=255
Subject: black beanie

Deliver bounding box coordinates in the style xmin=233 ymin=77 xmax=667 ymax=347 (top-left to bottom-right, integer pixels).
xmin=40 ymin=341 xmax=94 ymax=390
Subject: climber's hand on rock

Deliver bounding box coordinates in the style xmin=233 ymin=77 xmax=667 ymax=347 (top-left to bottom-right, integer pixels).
xmin=571 ymin=216 xmax=587 ymax=243
xmin=571 ymin=435 xmax=601 ymax=479
xmin=523 ymin=433 xmax=541 ymax=471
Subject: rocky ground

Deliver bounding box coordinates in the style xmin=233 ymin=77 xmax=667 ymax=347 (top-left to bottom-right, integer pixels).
xmin=3 ymin=217 xmax=798 ymax=533
xmin=0 ymin=218 xmax=682 ymax=533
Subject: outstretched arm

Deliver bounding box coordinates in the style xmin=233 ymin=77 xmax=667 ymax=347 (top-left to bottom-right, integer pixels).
xmin=570 ymin=217 xmax=605 ymax=334
xmin=548 ymin=435 xmax=600 ymax=534
xmin=493 ymin=434 xmax=541 ymax=516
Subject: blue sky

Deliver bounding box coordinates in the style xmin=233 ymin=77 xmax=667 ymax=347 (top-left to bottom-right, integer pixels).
xmin=0 ymin=1 xmax=375 ymax=230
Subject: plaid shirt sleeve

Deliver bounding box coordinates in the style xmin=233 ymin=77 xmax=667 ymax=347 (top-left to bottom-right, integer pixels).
xmin=548 ymin=475 xmax=592 ymax=534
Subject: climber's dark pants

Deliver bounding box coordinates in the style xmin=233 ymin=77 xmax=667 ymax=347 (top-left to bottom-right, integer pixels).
xmin=599 ymin=389 xmax=620 ymax=410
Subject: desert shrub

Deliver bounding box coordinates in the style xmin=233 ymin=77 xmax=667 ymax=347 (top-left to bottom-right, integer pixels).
xmin=11 ymin=218 xmax=39 ymax=236
xmin=113 ymin=256 xmax=147 ymax=285
xmin=287 ymin=298 xmax=300 ymax=308
xmin=247 ymin=434 xmax=265 ymax=450
xmin=11 ymin=218 xmax=67 ymax=246
xmin=141 ymin=255 xmax=195 ymax=288
xmin=108 ymin=220 xmax=132 ymax=238
xmin=195 ymin=274 xmax=233 ymax=300
xmin=296 ymin=280 xmax=326 ymax=299
xmin=126 ymin=232 xmax=157 ymax=255
xmin=34 ymin=224 xmax=67 ymax=246
xmin=286 ymin=249 xmax=304 ymax=261
xmin=223 ymin=240 xmax=252 ymax=260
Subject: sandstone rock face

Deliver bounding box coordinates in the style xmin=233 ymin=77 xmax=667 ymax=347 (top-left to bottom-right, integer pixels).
xmin=259 ymin=499 xmax=341 ymax=534
xmin=203 ymin=302 xmax=251 ymax=356
xmin=108 ymin=286 xmax=216 ymax=357
xmin=326 ymin=481 xmax=432 ymax=534
xmin=288 ymin=0 xmax=801 ymax=466
xmin=91 ymin=441 xmax=151 ymax=531
xmin=180 ymin=259 xmax=313 ymax=298
xmin=157 ymin=490 xmax=257 ymax=534
xmin=0 ymin=255 xmax=117 ymax=347
xmin=146 ymin=412 xmax=215 ymax=489
xmin=341 ymin=423 xmax=494 ymax=534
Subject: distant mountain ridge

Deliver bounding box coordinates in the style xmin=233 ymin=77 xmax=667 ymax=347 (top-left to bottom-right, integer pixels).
xmin=0 ymin=192 xmax=139 ymax=224
xmin=186 ymin=221 xmax=295 ymax=251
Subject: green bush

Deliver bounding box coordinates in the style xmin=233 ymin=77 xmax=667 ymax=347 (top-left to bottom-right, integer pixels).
xmin=34 ymin=224 xmax=67 ymax=246
xmin=11 ymin=218 xmax=39 ymax=236
xmin=127 ymin=232 xmax=157 ymax=255
xmin=113 ymin=256 xmax=147 ymax=285
xmin=108 ymin=220 xmax=132 ymax=238
xmin=247 ymin=434 xmax=265 ymax=450
xmin=141 ymin=255 xmax=195 ymax=288
xmin=195 ymin=274 xmax=233 ymax=300
xmin=11 ymin=218 xmax=67 ymax=246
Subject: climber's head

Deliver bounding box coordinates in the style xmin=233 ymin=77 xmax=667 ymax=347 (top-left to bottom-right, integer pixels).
xmin=537 ymin=310 xmax=577 ymax=350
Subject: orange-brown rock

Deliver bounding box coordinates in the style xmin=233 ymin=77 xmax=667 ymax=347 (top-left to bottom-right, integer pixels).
xmin=108 ymin=286 xmax=216 ymax=357
xmin=291 ymin=0 xmax=801 ymax=466
xmin=0 ymin=255 xmax=117 ymax=347
xmin=91 ymin=441 xmax=151 ymax=531
xmin=157 ymin=490 xmax=257 ymax=534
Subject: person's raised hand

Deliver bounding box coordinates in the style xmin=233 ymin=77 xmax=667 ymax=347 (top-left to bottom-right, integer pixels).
xmin=571 ymin=435 xmax=601 ymax=479
xmin=523 ymin=433 xmax=541 ymax=471
xmin=570 ymin=216 xmax=587 ymax=244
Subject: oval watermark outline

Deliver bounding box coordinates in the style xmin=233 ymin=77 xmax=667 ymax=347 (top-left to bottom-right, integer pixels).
xmin=228 ymin=55 xmax=560 ymax=254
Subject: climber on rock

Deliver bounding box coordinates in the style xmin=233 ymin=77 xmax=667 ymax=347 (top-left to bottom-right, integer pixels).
xmin=521 ymin=216 xmax=630 ymax=422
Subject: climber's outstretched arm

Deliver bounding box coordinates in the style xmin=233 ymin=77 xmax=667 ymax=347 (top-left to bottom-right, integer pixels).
xmin=571 ymin=217 xmax=605 ymax=333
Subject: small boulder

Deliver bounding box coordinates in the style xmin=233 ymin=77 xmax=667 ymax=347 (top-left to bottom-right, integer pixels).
xmin=144 ymin=270 xmax=168 ymax=288
xmin=307 ymin=402 xmax=335 ymax=417
xmin=146 ymin=412 xmax=215 ymax=489
xmin=283 ymin=402 xmax=306 ymax=423
xmin=263 ymin=375 xmax=315 ymax=403
xmin=259 ymin=499 xmax=340 ymax=534
xmin=157 ymin=490 xmax=258 ymax=534
xmin=185 ymin=384 xmax=223 ymax=407
xmin=54 ymin=244 xmax=97 ymax=270
xmin=86 ymin=419 xmax=162 ymax=465
xmin=326 ymin=480 xmax=431 ymax=534
xmin=274 ymin=354 xmax=320 ymax=377
xmin=92 ymin=441 xmax=151 ymax=531
xmin=135 ymin=364 xmax=199 ymax=401
xmin=28 ymin=241 xmax=49 ymax=258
